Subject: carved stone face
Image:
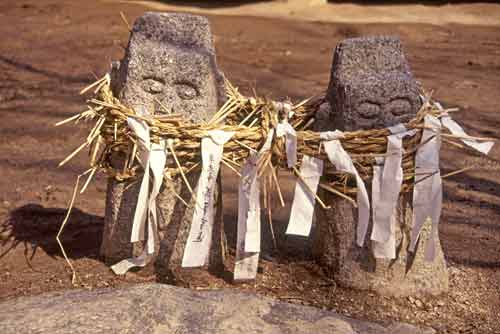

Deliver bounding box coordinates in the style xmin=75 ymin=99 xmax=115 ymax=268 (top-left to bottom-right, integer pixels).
xmin=325 ymin=36 xmax=421 ymax=131
xmin=112 ymin=12 xmax=223 ymax=123
xmin=344 ymin=71 xmax=421 ymax=130
xmin=119 ymin=39 xmax=221 ymax=122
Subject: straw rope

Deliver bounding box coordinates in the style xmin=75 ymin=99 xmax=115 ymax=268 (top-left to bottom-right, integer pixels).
xmin=58 ymin=75 xmax=493 ymax=202
xmin=55 ymin=74 xmax=496 ymax=283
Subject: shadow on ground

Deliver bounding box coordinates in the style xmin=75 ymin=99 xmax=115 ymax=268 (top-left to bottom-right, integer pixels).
xmin=1 ymin=204 xmax=103 ymax=262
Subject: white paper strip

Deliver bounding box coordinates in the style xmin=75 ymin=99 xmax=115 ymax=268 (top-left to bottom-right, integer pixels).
xmin=110 ymin=253 xmax=151 ymax=275
xmin=128 ymin=117 xmax=151 ymax=243
xmin=371 ymin=124 xmax=415 ymax=244
xmin=234 ymin=153 xmax=260 ymax=281
xmin=371 ymin=159 xmax=396 ymax=259
xmin=286 ymin=155 xmax=323 ymax=236
xmin=276 ymin=121 xmax=297 ymax=168
xmin=322 ymin=130 xmax=370 ymax=246
xmin=242 ymin=154 xmax=261 ymax=253
xmin=111 ymin=113 xmax=167 ymax=275
xmin=410 ymin=115 xmax=442 ymax=261
xmin=182 ymin=130 xmax=234 ymax=268
xmin=146 ymin=140 xmax=167 ymax=254
xmin=243 ymin=130 xmax=274 ymax=253
xmin=234 ymin=129 xmax=275 ymax=280
xmin=441 ymin=115 xmax=494 ymax=155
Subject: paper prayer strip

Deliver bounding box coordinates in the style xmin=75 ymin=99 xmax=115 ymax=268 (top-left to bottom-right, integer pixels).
xmin=128 ymin=116 xmax=151 ymax=243
xmin=434 ymin=101 xmax=493 ymax=155
xmin=182 ymin=130 xmax=234 ymax=268
xmin=276 ymin=121 xmax=297 ymax=168
xmin=146 ymin=140 xmax=167 ymax=254
xmin=111 ymin=253 xmax=151 ymax=275
xmin=234 ymin=154 xmax=260 ymax=280
xmin=111 ymin=116 xmax=167 ymax=275
xmin=441 ymin=116 xmax=494 ymax=155
xmin=371 ymin=124 xmax=415 ymax=244
xmin=371 ymin=161 xmax=396 ymax=259
xmin=286 ymin=155 xmax=323 ymax=236
xmin=234 ymin=252 xmax=260 ymax=282
xmin=243 ymin=154 xmax=261 ymax=253
xmin=242 ymin=128 xmax=274 ymax=253
xmin=322 ymin=130 xmax=370 ymax=247
xmin=234 ymin=128 xmax=277 ymax=279
xmin=410 ymin=115 xmax=443 ymax=261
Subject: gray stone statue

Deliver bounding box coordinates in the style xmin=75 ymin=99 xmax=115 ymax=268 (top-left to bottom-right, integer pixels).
xmin=313 ymin=36 xmax=449 ymax=296
xmin=101 ymin=12 xmax=226 ymax=280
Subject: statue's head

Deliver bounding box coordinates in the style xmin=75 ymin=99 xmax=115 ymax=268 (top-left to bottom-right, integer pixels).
xmin=326 ymin=36 xmax=421 ymax=131
xmin=112 ymin=12 xmax=224 ymax=122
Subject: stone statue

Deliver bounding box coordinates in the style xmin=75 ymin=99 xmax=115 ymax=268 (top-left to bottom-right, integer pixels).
xmin=101 ymin=12 xmax=226 ymax=280
xmin=313 ymin=36 xmax=449 ymax=296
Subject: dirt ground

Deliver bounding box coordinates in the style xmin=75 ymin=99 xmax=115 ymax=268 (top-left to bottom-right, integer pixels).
xmin=0 ymin=1 xmax=499 ymax=333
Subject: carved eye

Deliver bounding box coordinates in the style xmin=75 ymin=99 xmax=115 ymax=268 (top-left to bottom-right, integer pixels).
xmin=386 ymin=98 xmax=412 ymax=116
xmin=357 ymin=102 xmax=380 ymax=119
xmin=142 ymin=78 xmax=165 ymax=94
xmin=175 ymin=82 xmax=198 ymax=100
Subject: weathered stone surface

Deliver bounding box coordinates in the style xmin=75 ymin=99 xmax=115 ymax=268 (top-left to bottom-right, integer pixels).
xmin=313 ymin=36 xmax=448 ymax=296
xmin=324 ymin=36 xmax=420 ymax=131
xmin=101 ymin=12 xmax=226 ymax=276
xmin=0 ymin=283 xmax=435 ymax=334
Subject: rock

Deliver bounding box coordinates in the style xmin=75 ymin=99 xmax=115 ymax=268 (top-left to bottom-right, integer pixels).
xmin=386 ymin=323 xmax=436 ymax=334
xmin=313 ymin=36 xmax=448 ymax=297
xmin=101 ymin=12 xmax=226 ymax=278
xmin=0 ymin=283 xmax=435 ymax=334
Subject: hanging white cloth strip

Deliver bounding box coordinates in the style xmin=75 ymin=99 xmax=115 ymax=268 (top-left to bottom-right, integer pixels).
xmin=410 ymin=115 xmax=442 ymax=261
xmin=321 ymin=130 xmax=371 ymax=247
xmin=276 ymin=121 xmax=297 ymax=168
xmin=441 ymin=116 xmax=494 ymax=155
xmin=371 ymin=124 xmax=416 ymax=249
xmin=234 ymin=153 xmax=261 ymax=281
xmin=182 ymin=130 xmax=234 ymax=268
xmin=435 ymin=102 xmax=494 ymax=155
xmin=146 ymin=140 xmax=167 ymax=254
xmin=286 ymin=155 xmax=324 ymax=236
xmin=128 ymin=116 xmax=151 ymax=244
xmin=371 ymin=157 xmax=396 ymax=259
xmin=234 ymin=129 xmax=274 ymax=280
xmin=111 ymin=111 xmax=167 ymax=274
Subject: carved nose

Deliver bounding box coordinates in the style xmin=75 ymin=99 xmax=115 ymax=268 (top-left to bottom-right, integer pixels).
xmin=385 ymin=99 xmax=412 ymax=116
xmin=154 ymin=89 xmax=181 ymax=114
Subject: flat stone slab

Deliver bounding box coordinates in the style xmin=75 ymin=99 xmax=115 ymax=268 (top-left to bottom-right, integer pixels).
xmin=0 ymin=283 xmax=434 ymax=334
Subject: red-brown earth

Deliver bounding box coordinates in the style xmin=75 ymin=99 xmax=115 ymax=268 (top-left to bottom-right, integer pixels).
xmin=0 ymin=1 xmax=499 ymax=333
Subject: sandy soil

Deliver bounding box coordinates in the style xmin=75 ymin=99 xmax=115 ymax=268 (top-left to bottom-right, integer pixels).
xmin=0 ymin=1 xmax=499 ymax=333
xmin=115 ymin=0 xmax=500 ymax=26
